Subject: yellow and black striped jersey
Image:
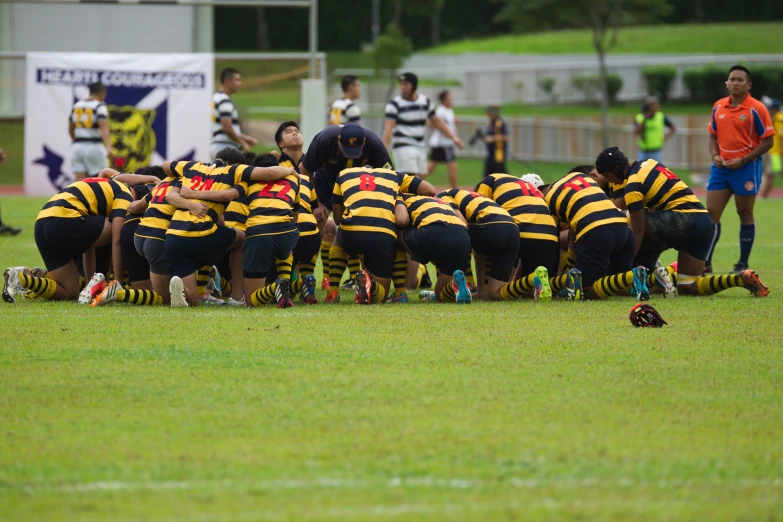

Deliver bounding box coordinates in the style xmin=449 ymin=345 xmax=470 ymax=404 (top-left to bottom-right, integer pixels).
xmin=245 ymin=173 xmax=301 ymax=238
xmin=166 ymin=160 xmax=253 ymax=238
xmin=223 ymin=198 xmax=249 ymax=232
xmin=399 ymin=194 xmax=466 ymax=229
xmin=136 ymin=176 xmax=181 ymax=240
xmin=438 ymin=188 xmax=515 ymax=226
xmin=476 ymin=173 xmax=558 ymax=242
xmin=37 ymin=178 xmax=132 ymax=222
xmin=607 ymin=180 xmax=626 ymax=201
xmin=297 ymin=175 xmax=319 ymax=237
xmin=545 ymin=172 xmax=628 ymax=241
xmin=624 ymin=160 xmax=706 ymax=214
xmin=333 ymin=167 xmax=422 ymax=238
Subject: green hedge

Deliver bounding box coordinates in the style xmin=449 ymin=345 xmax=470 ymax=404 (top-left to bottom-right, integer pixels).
xmin=684 ymin=65 xmax=783 ymax=102
xmin=571 ymin=74 xmax=624 ymax=105
xmin=642 ymin=66 xmax=676 ymax=103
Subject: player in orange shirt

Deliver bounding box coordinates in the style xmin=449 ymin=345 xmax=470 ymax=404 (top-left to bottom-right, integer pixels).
xmin=705 ymin=65 xmax=774 ymax=274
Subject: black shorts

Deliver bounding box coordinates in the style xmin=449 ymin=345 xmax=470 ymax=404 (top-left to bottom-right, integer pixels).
xmin=484 ymin=160 xmax=507 ymax=177
xmin=518 ymin=237 xmax=560 ymax=278
xmin=646 ymin=210 xmax=713 ymax=262
xmin=313 ymin=169 xmax=337 ymax=209
xmin=34 ymin=216 xmax=105 ymax=272
xmin=574 ymin=224 xmax=635 ymax=287
xmin=469 ymin=223 xmax=520 ymax=281
xmin=134 ymin=235 xmax=168 ymax=275
xmin=338 ymin=228 xmax=396 ymax=279
xmin=243 ymin=230 xmax=299 ymax=279
xmin=293 ymin=231 xmax=322 ymax=268
xmin=429 ymin=146 xmax=455 ymax=163
xmin=164 ymin=226 xmax=236 ymax=279
xmin=121 ymin=220 xmax=149 ymax=283
xmin=403 ymin=223 xmax=471 ymax=275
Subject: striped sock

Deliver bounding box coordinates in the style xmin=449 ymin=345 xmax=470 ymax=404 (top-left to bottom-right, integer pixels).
xmin=416 ymin=263 xmax=427 ymax=287
xmin=696 ymin=274 xmax=745 ymax=296
xmin=465 ymin=258 xmax=476 ymax=286
xmin=370 ymin=280 xmax=387 ymax=303
xmin=290 ymin=278 xmax=304 ymax=296
xmin=500 ymin=273 xmax=535 ymax=300
xmin=667 ymin=266 xmax=678 ymax=286
xmin=550 ymin=274 xmax=568 ymax=293
xmin=439 ymin=282 xmax=456 ymax=302
xmin=392 ymin=249 xmax=407 ymax=293
xmin=221 ymin=280 xmax=232 ymax=299
xmin=197 ymin=266 xmax=211 ymax=296
xmin=116 ymin=288 xmax=163 ymax=305
xmin=276 ymin=255 xmax=293 ymax=281
xmin=347 ymin=256 xmax=361 ymax=282
xmin=250 ymin=283 xmax=277 ymax=306
xmin=320 ymin=240 xmax=332 ymax=278
xmin=298 ymin=254 xmax=317 ymax=278
xmin=559 ymin=249 xmax=576 ymax=274
xmin=19 ymin=273 xmax=57 ymax=300
xmin=591 ymin=270 xmax=634 ymax=299
xmin=328 ymin=245 xmax=349 ymax=292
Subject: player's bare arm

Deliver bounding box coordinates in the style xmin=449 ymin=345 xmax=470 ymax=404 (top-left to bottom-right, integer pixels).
xmin=166 ymin=186 xmax=209 ymax=218
xmin=415 ymin=179 xmax=437 ymax=197
xmin=112 ymin=173 xmax=162 ymax=186
xmin=220 ymin=117 xmax=248 ymax=150
xmin=332 ymin=203 xmax=345 ymax=226
xmin=180 ymin=186 xmax=241 ymax=202
xmin=248 ymin=166 xmax=297 ymax=181
xmin=111 ymin=215 xmax=125 ymax=284
xmin=98 ymin=119 xmax=114 ymax=157
xmin=127 ymin=198 xmax=150 ymax=215
xmin=429 ymin=114 xmax=464 ymax=149
xmin=382 ymin=119 xmax=395 ymax=151
xmin=629 ymin=210 xmax=646 ymax=256
xmin=394 ymin=201 xmax=410 ymax=228
xmin=709 ymin=134 xmax=724 ymax=167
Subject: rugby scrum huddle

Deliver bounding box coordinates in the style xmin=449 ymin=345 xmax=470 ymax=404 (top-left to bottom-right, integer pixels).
xmin=2 ymin=122 xmax=770 ymax=309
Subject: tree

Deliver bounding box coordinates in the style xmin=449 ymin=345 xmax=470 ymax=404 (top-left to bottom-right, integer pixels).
xmin=255 ymin=7 xmax=270 ymax=50
xmin=372 ymin=24 xmax=414 ymax=102
xmin=496 ymin=0 xmax=671 ymax=147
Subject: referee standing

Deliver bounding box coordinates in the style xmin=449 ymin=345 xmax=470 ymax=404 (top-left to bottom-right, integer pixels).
xmin=704 ymin=65 xmax=774 ymax=273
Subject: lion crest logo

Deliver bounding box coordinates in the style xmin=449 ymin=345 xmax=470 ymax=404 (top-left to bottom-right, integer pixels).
xmin=108 ymin=105 xmax=156 ymax=173
xmin=349 ymin=137 xmax=357 ymax=146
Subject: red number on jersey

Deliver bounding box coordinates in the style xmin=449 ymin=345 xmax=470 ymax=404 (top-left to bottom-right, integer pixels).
xmin=190 ymin=175 xmax=215 ymax=191
xmin=656 ymin=165 xmax=679 ymax=181
xmin=564 ymin=176 xmax=591 ymax=192
xmin=468 ymin=191 xmax=481 ymax=198
xmin=258 ymin=180 xmax=293 ymax=202
xmin=83 ymin=177 xmax=110 ymax=183
xmin=515 ymin=180 xmax=543 ymax=198
xmin=359 ymin=174 xmax=376 ymax=191
xmin=150 ymin=182 xmax=171 ymax=204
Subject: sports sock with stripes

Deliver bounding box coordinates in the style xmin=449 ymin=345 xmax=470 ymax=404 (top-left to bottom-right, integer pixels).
xmin=221 ymin=279 xmax=232 ymax=299
xmin=196 ymin=266 xmax=211 ymax=296
xmin=19 ymin=273 xmax=57 ymax=300
xmin=550 ymin=273 xmax=568 ymax=293
xmin=464 ymin=257 xmax=476 ymax=286
xmin=328 ymin=245 xmax=349 ymax=292
xmin=276 ymin=255 xmax=293 ymax=281
xmin=696 ymin=274 xmax=746 ymax=296
xmin=370 ymin=281 xmax=387 ymax=303
xmin=298 ymin=254 xmax=317 ymax=278
xmin=320 ymin=240 xmax=332 ymax=277
xmin=250 ymin=283 xmax=277 ymax=306
xmin=116 ymin=288 xmax=163 ymax=305
xmin=290 ymin=278 xmax=304 ymax=296
xmin=347 ymin=256 xmax=361 ymax=282
xmin=591 ymin=270 xmax=634 ymax=299
xmin=392 ymin=249 xmax=407 ymax=293
xmin=439 ymin=282 xmax=456 ymax=302
xmin=500 ymin=273 xmax=535 ymax=300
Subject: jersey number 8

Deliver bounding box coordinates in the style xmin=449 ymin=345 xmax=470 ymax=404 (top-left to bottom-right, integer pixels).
xmin=359 ymin=174 xmax=376 ymax=191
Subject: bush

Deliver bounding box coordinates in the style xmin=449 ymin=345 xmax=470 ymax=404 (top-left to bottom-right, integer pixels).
xmin=642 ymin=66 xmax=676 ymax=103
xmin=537 ymin=76 xmax=557 ymax=102
xmin=572 ymin=74 xmax=623 ymax=105
xmin=683 ymin=65 xmax=730 ymax=103
xmin=749 ymin=66 xmax=783 ymax=100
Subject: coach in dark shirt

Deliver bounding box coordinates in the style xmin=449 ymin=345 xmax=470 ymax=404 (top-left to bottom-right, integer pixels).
xmin=300 ymin=123 xmax=393 ymax=220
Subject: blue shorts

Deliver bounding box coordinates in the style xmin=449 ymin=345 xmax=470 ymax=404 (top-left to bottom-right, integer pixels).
xmin=707 ymin=159 xmax=762 ymax=196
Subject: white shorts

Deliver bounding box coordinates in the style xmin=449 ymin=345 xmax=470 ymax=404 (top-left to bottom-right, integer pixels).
xmin=393 ymin=146 xmax=427 ymax=175
xmin=210 ymin=142 xmax=240 ymax=160
xmin=71 ymin=142 xmax=108 ymax=176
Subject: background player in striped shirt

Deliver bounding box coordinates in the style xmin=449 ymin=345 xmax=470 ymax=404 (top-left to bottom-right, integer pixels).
xmin=210 ymin=68 xmax=258 ymax=159
xmin=382 ymin=72 xmax=463 ymax=177
xmin=69 ymin=82 xmax=112 ymax=180
xmin=329 ymin=75 xmax=362 ymax=125
xmin=704 ymin=65 xmax=774 ymax=274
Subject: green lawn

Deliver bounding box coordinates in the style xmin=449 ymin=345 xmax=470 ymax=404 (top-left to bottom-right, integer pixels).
xmin=1 ymin=196 xmax=782 ymax=521
xmin=0 ymin=121 xmax=23 ymax=186
xmin=426 ymin=22 xmax=783 ymax=54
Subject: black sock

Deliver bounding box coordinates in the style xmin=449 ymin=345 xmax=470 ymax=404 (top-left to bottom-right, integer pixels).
xmin=739 ymin=223 xmax=755 ymax=266
xmin=705 ymin=222 xmax=721 ymax=266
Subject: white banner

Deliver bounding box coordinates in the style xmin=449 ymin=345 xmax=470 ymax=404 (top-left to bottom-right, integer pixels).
xmin=24 ymin=52 xmax=214 ymax=196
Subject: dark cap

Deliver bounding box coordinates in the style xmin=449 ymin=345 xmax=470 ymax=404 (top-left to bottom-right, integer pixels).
xmin=595 ymin=147 xmax=630 ymax=179
xmin=398 ymin=72 xmax=418 ymax=91
xmin=338 ymin=123 xmax=366 ymax=159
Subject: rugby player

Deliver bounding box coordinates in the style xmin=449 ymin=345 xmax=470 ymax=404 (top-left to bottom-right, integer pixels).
xmin=69 ymin=82 xmax=112 ymax=180
xmin=329 ymin=75 xmax=362 ymax=125
xmin=595 ymin=147 xmax=769 ymax=297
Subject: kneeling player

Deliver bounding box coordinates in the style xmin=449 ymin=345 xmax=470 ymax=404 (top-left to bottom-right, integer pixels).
xmin=3 ymin=173 xmax=157 ymax=303
xmin=596 ymin=147 xmax=769 ymax=297
xmin=396 ymin=194 xmax=472 ymax=303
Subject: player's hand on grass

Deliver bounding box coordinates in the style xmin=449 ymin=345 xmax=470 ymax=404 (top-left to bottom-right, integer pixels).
xmin=713 ymin=155 xmax=725 ymax=168
xmin=723 ymin=158 xmax=743 ymax=170
xmin=188 ymin=201 xmax=209 ymax=218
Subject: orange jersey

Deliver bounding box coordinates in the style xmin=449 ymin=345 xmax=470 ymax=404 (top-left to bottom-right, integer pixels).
xmin=708 ymin=95 xmax=774 ymax=161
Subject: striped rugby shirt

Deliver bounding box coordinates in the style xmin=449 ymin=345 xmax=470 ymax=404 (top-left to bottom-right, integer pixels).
xmin=385 ymin=93 xmax=435 ymax=150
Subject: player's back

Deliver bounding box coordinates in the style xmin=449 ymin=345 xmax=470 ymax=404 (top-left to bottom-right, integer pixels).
xmin=439 ymin=188 xmax=514 ymax=226
xmin=245 ymin=173 xmax=301 ymax=238
xmin=296 ymin=175 xmax=319 ymax=235
xmin=71 ymin=98 xmax=107 ymax=142
xmin=167 ymin=161 xmax=251 ymax=238
xmin=329 ymin=98 xmax=360 ymax=125
xmin=624 ymin=160 xmax=705 ymax=214
xmin=37 ymin=178 xmax=131 ymax=221
xmin=334 ymin=167 xmax=405 ymax=238
xmin=545 ymin=172 xmax=627 ymax=240
xmin=136 ymin=177 xmax=181 ymax=240
xmin=400 ymin=194 xmax=465 ymax=229
xmin=476 ymin=173 xmax=557 ymax=241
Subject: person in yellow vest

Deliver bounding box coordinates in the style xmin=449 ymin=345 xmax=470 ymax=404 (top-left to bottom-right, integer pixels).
xmin=760 ymin=99 xmax=783 ymax=199
xmin=483 ymin=106 xmax=508 ymax=176
xmin=634 ymin=96 xmax=676 ymax=163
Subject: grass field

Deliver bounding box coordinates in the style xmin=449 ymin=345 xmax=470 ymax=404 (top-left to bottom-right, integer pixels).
xmin=426 ymin=22 xmax=783 ymax=55
xmin=1 ymin=194 xmax=782 ymax=521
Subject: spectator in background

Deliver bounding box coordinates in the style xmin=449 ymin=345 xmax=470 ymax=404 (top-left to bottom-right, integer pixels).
xmin=329 ymin=75 xmax=362 ymax=125
xmin=210 ymin=68 xmax=258 ymax=159
xmin=484 ymin=106 xmax=508 ymax=176
xmin=426 ymin=90 xmax=459 ymax=188
xmin=760 ymin=99 xmax=783 ymax=199
xmin=704 ymin=65 xmax=774 ymax=274
xmin=634 ymin=96 xmax=676 ymax=163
